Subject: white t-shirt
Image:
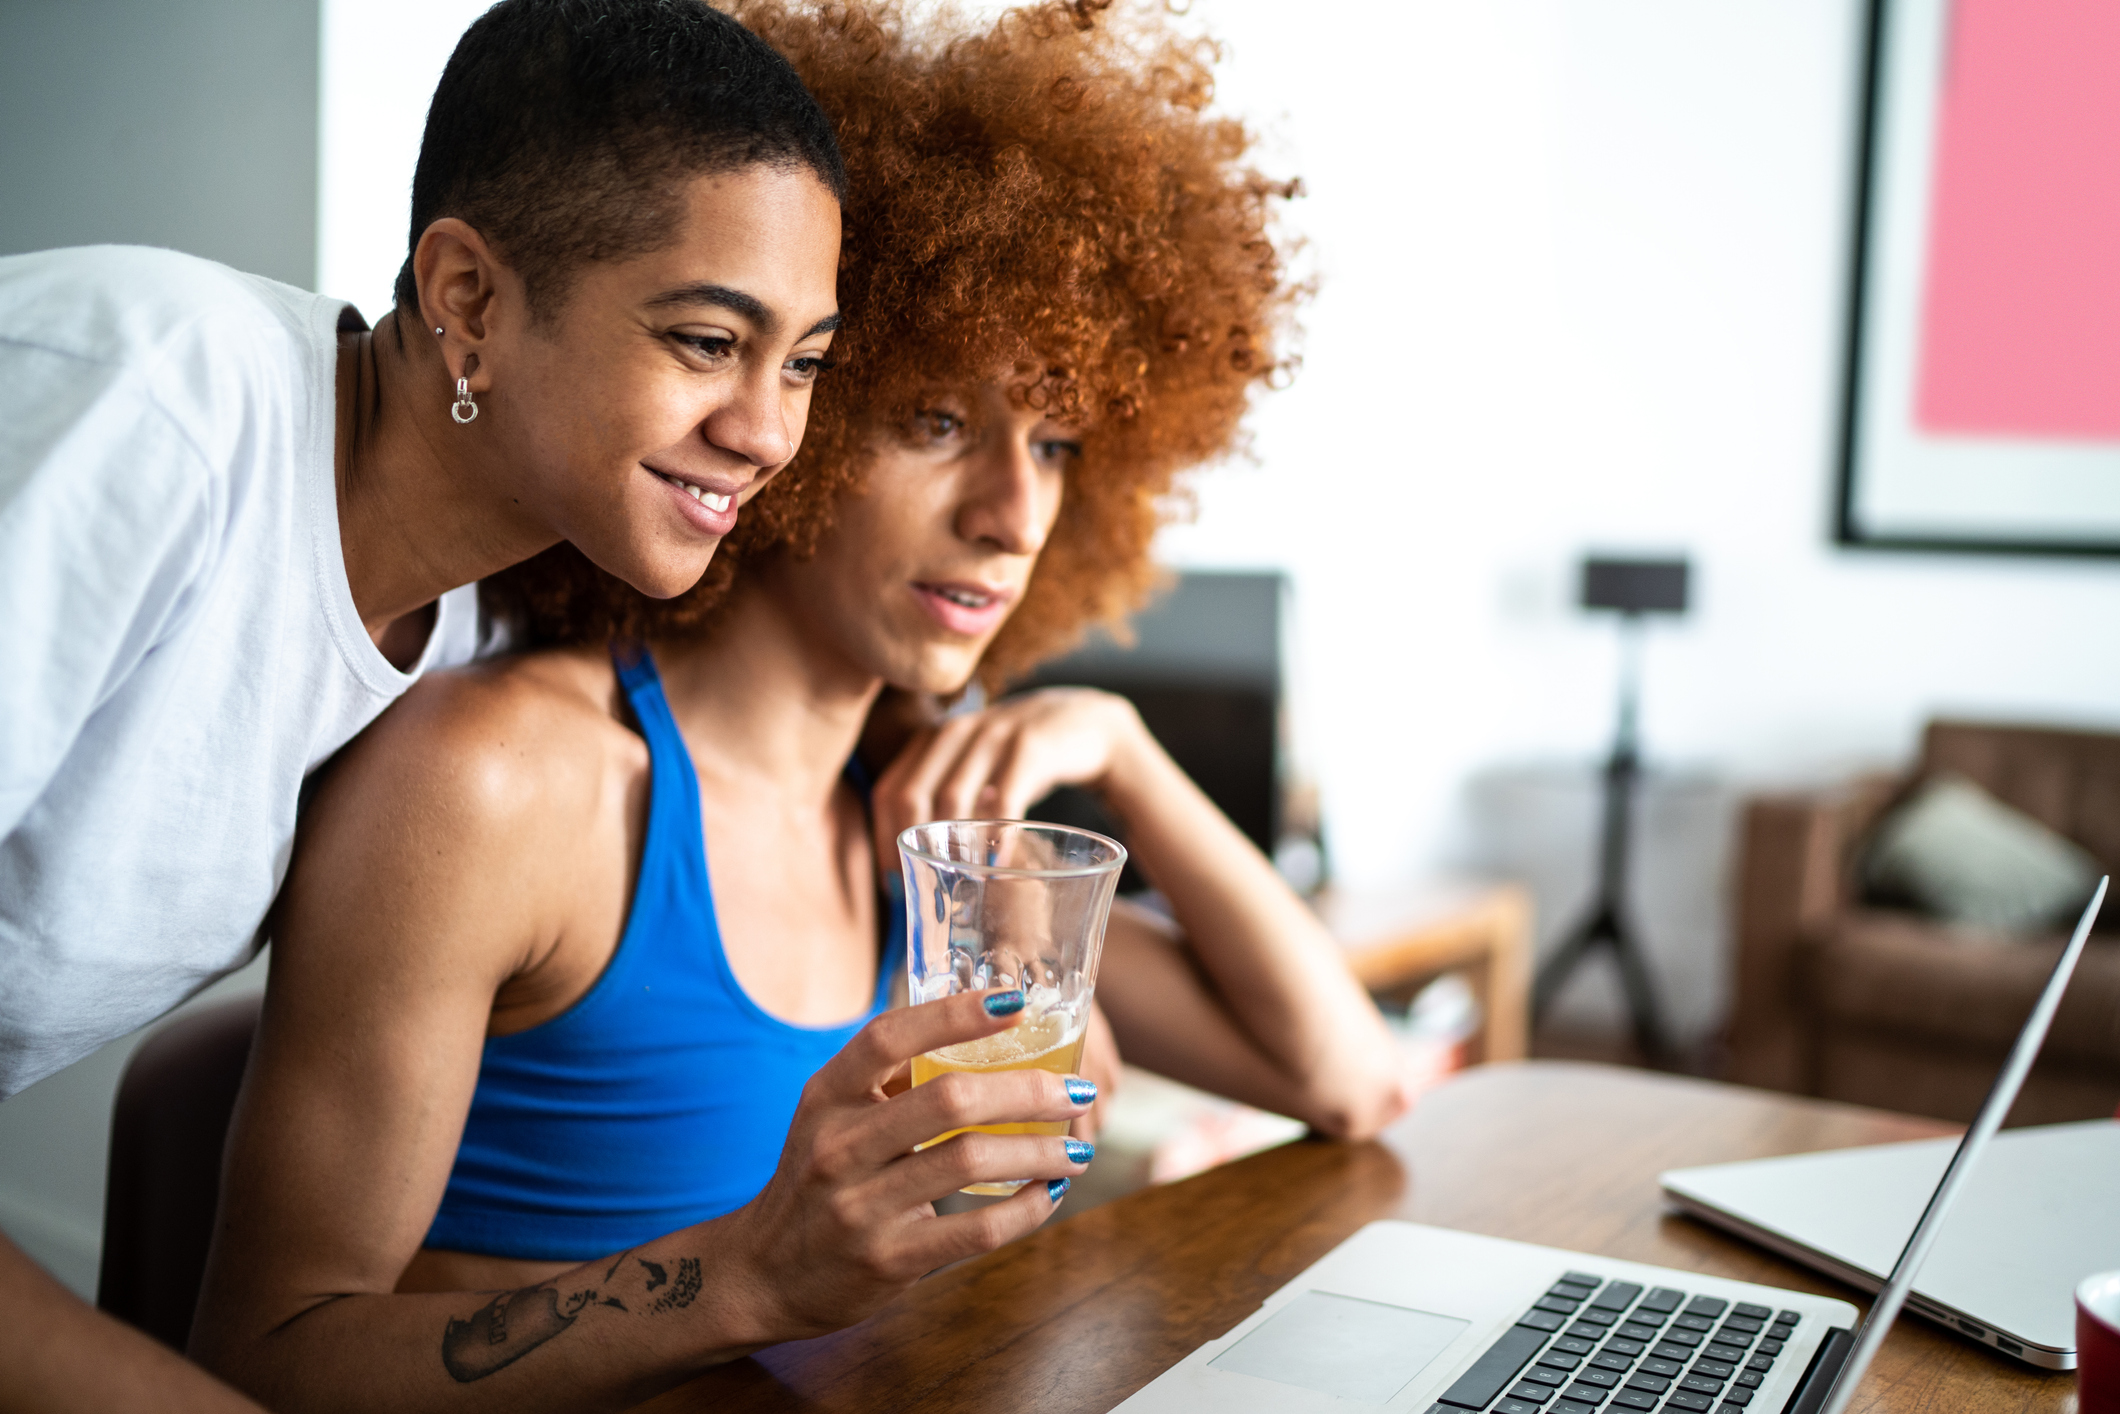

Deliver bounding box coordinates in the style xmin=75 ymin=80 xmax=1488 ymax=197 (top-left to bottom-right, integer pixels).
xmin=0 ymin=246 xmax=480 ymax=1098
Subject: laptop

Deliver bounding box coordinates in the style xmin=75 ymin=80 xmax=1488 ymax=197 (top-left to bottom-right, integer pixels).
xmin=1662 ymin=1118 xmax=2120 ymax=1370
xmin=1115 ymin=877 xmax=2107 ymax=1414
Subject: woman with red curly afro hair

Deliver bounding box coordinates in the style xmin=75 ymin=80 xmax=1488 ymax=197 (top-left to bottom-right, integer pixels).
xmin=190 ymin=5 xmax=1409 ymax=1410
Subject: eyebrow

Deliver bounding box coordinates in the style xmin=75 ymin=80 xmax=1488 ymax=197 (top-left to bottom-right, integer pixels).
xmin=643 ymin=282 xmax=842 ymax=340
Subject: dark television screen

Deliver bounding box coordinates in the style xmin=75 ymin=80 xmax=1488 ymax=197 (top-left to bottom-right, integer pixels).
xmin=1015 ymin=571 xmax=1283 ymax=892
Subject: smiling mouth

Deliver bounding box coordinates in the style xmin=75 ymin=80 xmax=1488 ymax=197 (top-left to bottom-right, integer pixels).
xmin=925 ymin=584 xmax=997 ymax=609
xmin=654 ymin=470 xmax=732 ymax=512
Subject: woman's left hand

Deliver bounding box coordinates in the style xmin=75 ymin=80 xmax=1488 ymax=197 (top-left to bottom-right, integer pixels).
xmin=868 ymin=687 xmax=1149 ymax=868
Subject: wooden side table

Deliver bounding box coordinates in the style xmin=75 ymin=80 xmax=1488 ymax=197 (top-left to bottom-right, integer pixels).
xmin=1311 ymin=880 xmax=1534 ymax=1064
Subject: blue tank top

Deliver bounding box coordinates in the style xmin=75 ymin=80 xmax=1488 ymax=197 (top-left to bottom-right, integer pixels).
xmin=425 ymin=645 xmax=900 ymax=1261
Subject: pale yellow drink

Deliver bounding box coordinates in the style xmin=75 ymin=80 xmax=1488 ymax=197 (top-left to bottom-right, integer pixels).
xmin=911 ymin=1010 xmax=1086 ymax=1195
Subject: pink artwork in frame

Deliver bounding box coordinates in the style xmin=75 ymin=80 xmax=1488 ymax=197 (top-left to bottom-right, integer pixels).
xmin=1915 ymin=0 xmax=2120 ymax=441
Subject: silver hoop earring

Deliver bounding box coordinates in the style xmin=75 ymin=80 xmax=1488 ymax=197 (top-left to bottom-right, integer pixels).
xmin=451 ymin=376 xmax=479 ymax=425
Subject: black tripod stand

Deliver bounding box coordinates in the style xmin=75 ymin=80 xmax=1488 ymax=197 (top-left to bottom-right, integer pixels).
xmin=1532 ymin=563 xmax=1683 ymax=1067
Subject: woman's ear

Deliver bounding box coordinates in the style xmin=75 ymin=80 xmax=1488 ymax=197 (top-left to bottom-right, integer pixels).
xmin=414 ymin=217 xmax=508 ymax=391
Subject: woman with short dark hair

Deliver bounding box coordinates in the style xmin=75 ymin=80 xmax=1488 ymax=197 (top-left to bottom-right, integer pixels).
xmin=0 ymin=3 xmax=843 ymax=1409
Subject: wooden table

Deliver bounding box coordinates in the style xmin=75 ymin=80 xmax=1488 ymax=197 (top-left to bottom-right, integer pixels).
xmin=640 ymin=1062 xmax=2074 ymax=1414
xmin=1315 ymin=881 xmax=1534 ymax=1064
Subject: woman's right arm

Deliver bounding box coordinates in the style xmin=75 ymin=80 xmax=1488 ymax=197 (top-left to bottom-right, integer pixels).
xmin=189 ymin=671 xmax=1093 ymax=1414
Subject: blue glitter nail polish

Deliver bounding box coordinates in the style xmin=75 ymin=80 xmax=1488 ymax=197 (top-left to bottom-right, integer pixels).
xmin=983 ymin=989 xmax=1026 ymax=1017
xmin=1064 ymin=1139 xmax=1095 ymax=1164
xmin=1064 ymin=1077 xmax=1097 ymax=1106
xmin=1047 ymin=1177 xmax=1071 ymax=1203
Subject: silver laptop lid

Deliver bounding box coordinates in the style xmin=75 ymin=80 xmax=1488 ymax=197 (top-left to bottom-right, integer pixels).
xmin=1812 ymin=875 xmax=2107 ymax=1414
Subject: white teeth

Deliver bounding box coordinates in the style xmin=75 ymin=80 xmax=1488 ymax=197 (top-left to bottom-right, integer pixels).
xmin=939 ymin=587 xmax=992 ymax=608
xmin=667 ymin=477 xmax=732 ymax=513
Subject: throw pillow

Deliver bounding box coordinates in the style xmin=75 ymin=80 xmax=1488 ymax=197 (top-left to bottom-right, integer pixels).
xmin=1861 ymin=773 xmax=2101 ymax=934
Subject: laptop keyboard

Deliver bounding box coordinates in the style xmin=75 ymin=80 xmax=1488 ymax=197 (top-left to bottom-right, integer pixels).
xmin=1426 ymin=1273 xmax=1802 ymax=1414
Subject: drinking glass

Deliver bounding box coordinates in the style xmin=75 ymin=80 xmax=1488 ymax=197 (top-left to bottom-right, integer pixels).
xmin=899 ymin=820 xmax=1126 ymax=1194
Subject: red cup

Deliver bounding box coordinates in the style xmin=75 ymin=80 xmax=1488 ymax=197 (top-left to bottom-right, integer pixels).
xmin=2080 ymin=1271 xmax=2120 ymax=1413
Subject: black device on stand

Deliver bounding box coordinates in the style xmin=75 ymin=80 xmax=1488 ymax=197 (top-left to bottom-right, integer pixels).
xmin=1532 ymin=556 xmax=1690 ymax=1066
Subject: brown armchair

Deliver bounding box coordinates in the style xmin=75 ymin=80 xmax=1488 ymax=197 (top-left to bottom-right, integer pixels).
xmin=1727 ymin=720 xmax=2120 ymax=1125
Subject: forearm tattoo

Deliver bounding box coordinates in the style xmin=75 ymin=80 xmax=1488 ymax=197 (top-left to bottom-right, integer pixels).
xmin=440 ymin=1251 xmax=703 ymax=1383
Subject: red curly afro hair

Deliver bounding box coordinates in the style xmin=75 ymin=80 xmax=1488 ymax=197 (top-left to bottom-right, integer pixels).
xmin=482 ymin=0 xmax=1304 ymax=685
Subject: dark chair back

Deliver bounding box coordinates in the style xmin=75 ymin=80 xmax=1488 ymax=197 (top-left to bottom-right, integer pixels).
xmin=97 ymin=995 xmax=260 ymax=1351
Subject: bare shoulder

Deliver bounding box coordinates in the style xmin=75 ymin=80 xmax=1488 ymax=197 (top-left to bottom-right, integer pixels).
xmin=315 ymin=645 xmax=640 ymax=841
xmin=283 ymin=646 xmax=647 ymax=956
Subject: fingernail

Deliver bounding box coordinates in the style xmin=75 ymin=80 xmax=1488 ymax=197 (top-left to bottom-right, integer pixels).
xmin=1047 ymin=1177 xmax=1071 ymax=1203
xmin=1064 ymin=1077 xmax=1097 ymax=1106
xmin=1064 ymin=1139 xmax=1095 ymax=1164
xmin=983 ymin=989 xmax=1026 ymax=1017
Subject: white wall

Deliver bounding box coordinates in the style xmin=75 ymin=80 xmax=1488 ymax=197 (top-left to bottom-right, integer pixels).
xmin=1149 ymin=0 xmax=2120 ymax=1039
xmin=318 ymin=0 xmax=498 ymax=319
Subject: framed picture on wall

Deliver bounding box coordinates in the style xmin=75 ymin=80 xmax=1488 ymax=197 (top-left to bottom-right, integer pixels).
xmin=1837 ymin=0 xmax=2120 ymax=556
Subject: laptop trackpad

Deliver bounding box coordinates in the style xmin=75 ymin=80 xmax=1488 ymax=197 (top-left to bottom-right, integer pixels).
xmin=1208 ymin=1290 xmax=1470 ymax=1405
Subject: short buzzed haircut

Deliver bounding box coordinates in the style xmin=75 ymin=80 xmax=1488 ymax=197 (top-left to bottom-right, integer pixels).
xmin=392 ymin=0 xmax=845 ymax=319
